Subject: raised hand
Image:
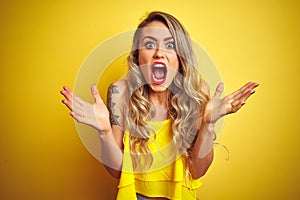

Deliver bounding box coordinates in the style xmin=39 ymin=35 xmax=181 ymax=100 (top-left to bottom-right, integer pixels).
xmin=60 ymin=84 xmax=111 ymax=134
xmin=203 ymin=82 xmax=259 ymax=124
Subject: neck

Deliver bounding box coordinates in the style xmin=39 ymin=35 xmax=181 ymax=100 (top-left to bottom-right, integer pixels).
xmin=148 ymin=89 xmax=170 ymax=121
xmin=149 ymin=90 xmax=169 ymax=107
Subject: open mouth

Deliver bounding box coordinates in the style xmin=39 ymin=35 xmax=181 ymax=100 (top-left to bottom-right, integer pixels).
xmin=151 ymin=62 xmax=167 ymax=85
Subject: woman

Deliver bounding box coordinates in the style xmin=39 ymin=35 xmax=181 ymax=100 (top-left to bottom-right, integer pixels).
xmin=60 ymin=11 xmax=259 ymax=200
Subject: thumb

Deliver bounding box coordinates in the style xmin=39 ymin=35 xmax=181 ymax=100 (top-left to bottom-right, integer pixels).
xmin=213 ymin=82 xmax=224 ymax=99
xmin=91 ymin=84 xmax=103 ymax=104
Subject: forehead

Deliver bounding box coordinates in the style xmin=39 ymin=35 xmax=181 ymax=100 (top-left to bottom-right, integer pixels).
xmin=140 ymin=21 xmax=173 ymax=40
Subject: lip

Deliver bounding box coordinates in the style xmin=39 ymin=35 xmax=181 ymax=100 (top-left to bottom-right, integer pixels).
xmin=151 ymin=61 xmax=167 ymax=85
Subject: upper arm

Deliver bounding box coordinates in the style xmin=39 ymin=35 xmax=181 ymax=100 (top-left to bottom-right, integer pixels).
xmin=106 ymin=79 xmax=128 ymax=148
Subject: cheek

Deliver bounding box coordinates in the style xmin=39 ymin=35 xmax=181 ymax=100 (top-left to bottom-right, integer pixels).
xmin=139 ymin=65 xmax=151 ymax=83
xmin=138 ymin=50 xmax=153 ymax=81
xmin=170 ymin=54 xmax=179 ymax=71
xmin=138 ymin=49 xmax=151 ymax=65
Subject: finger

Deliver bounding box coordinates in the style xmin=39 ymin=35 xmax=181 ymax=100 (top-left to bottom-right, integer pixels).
xmin=230 ymin=89 xmax=254 ymax=111
xmin=230 ymin=93 xmax=249 ymax=107
xmin=60 ymin=89 xmax=72 ymax=102
xmin=62 ymin=86 xmax=74 ymax=98
xmin=91 ymin=84 xmax=104 ymax=104
xmin=229 ymin=82 xmax=251 ymax=99
xmin=64 ymin=94 xmax=87 ymax=111
xmin=239 ymin=89 xmax=255 ymax=103
xmin=63 ymin=86 xmax=73 ymax=93
xmin=228 ymin=100 xmax=244 ymax=113
xmin=231 ymin=104 xmax=243 ymax=113
xmin=226 ymin=82 xmax=259 ymax=114
xmin=241 ymin=82 xmax=259 ymax=96
xmin=229 ymin=82 xmax=256 ymax=99
xmin=70 ymin=112 xmax=83 ymax=123
xmin=60 ymin=86 xmax=76 ymax=109
xmin=212 ymin=82 xmax=224 ymax=99
xmin=231 ymin=83 xmax=257 ymax=106
xmin=229 ymin=83 xmax=259 ymax=105
xmin=231 ymin=98 xmax=246 ymax=108
xmin=62 ymin=99 xmax=73 ymax=110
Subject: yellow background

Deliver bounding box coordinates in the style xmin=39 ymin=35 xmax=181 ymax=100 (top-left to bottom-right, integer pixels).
xmin=0 ymin=0 xmax=299 ymax=199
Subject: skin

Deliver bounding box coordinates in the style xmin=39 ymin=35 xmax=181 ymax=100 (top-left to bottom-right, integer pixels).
xmin=60 ymin=20 xmax=259 ymax=199
xmin=138 ymin=21 xmax=179 ymax=121
xmin=138 ymin=21 xmax=179 ymax=93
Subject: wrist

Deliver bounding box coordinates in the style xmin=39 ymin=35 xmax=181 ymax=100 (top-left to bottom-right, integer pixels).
xmin=98 ymin=128 xmax=113 ymax=137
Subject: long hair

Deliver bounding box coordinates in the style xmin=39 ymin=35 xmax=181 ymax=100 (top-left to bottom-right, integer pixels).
xmin=126 ymin=11 xmax=209 ymax=174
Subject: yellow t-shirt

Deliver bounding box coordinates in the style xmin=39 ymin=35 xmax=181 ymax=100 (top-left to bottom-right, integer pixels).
xmin=116 ymin=119 xmax=202 ymax=200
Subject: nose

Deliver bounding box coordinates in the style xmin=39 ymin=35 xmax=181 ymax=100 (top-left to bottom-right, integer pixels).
xmin=153 ymin=47 xmax=165 ymax=59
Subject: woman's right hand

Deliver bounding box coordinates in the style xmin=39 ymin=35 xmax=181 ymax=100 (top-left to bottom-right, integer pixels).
xmin=60 ymin=84 xmax=111 ymax=134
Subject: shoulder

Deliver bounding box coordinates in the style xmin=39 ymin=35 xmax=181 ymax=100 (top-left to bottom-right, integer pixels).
xmin=106 ymin=79 xmax=131 ymax=113
xmin=108 ymin=79 xmax=129 ymax=96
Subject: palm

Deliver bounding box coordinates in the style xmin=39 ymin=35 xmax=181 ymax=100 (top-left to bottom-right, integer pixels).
xmin=93 ymin=101 xmax=111 ymax=132
xmin=204 ymin=96 xmax=226 ymax=124
xmin=203 ymin=82 xmax=259 ymax=124
xmin=61 ymin=84 xmax=111 ymax=134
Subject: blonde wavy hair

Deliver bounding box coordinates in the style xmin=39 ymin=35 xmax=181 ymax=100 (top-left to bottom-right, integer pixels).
xmin=126 ymin=11 xmax=210 ymax=174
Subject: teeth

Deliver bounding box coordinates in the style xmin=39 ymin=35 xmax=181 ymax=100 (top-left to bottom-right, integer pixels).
xmin=153 ymin=64 xmax=165 ymax=68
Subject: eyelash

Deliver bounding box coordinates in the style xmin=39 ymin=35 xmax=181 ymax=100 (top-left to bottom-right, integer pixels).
xmin=144 ymin=41 xmax=175 ymax=49
xmin=166 ymin=42 xmax=175 ymax=49
xmin=145 ymin=41 xmax=155 ymax=48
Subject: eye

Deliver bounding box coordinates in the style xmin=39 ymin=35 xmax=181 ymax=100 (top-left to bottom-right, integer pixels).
xmin=145 ymin=41 xmax=155 ymax=49
xmin=166 ymin=42 xmax=175 ymax=49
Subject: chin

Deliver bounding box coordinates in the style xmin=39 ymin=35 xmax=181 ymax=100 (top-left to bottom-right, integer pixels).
xmin=148 ymin=84 xmax=169 ymax=92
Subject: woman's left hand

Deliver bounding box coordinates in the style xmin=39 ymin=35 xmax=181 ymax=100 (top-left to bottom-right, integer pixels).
xmin=203 ymin=82 xmax=259 ymax=124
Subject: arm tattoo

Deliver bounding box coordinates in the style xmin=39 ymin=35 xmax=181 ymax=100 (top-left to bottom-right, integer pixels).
xmin=107 ymin=84 xmax=121 ymax=126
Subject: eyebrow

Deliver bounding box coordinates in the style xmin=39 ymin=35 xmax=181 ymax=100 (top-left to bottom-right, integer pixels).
xmin=142 ymin=36 xmax=174 ymax=42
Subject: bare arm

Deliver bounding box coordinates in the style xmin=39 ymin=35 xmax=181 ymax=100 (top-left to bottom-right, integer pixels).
xmin=60 ymin=82 xmax=126 ymax=178
xmin=190 ymin=81 xmax=259 ymax=179
xmin=103 ymin=81 xmax=128 ymax=178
